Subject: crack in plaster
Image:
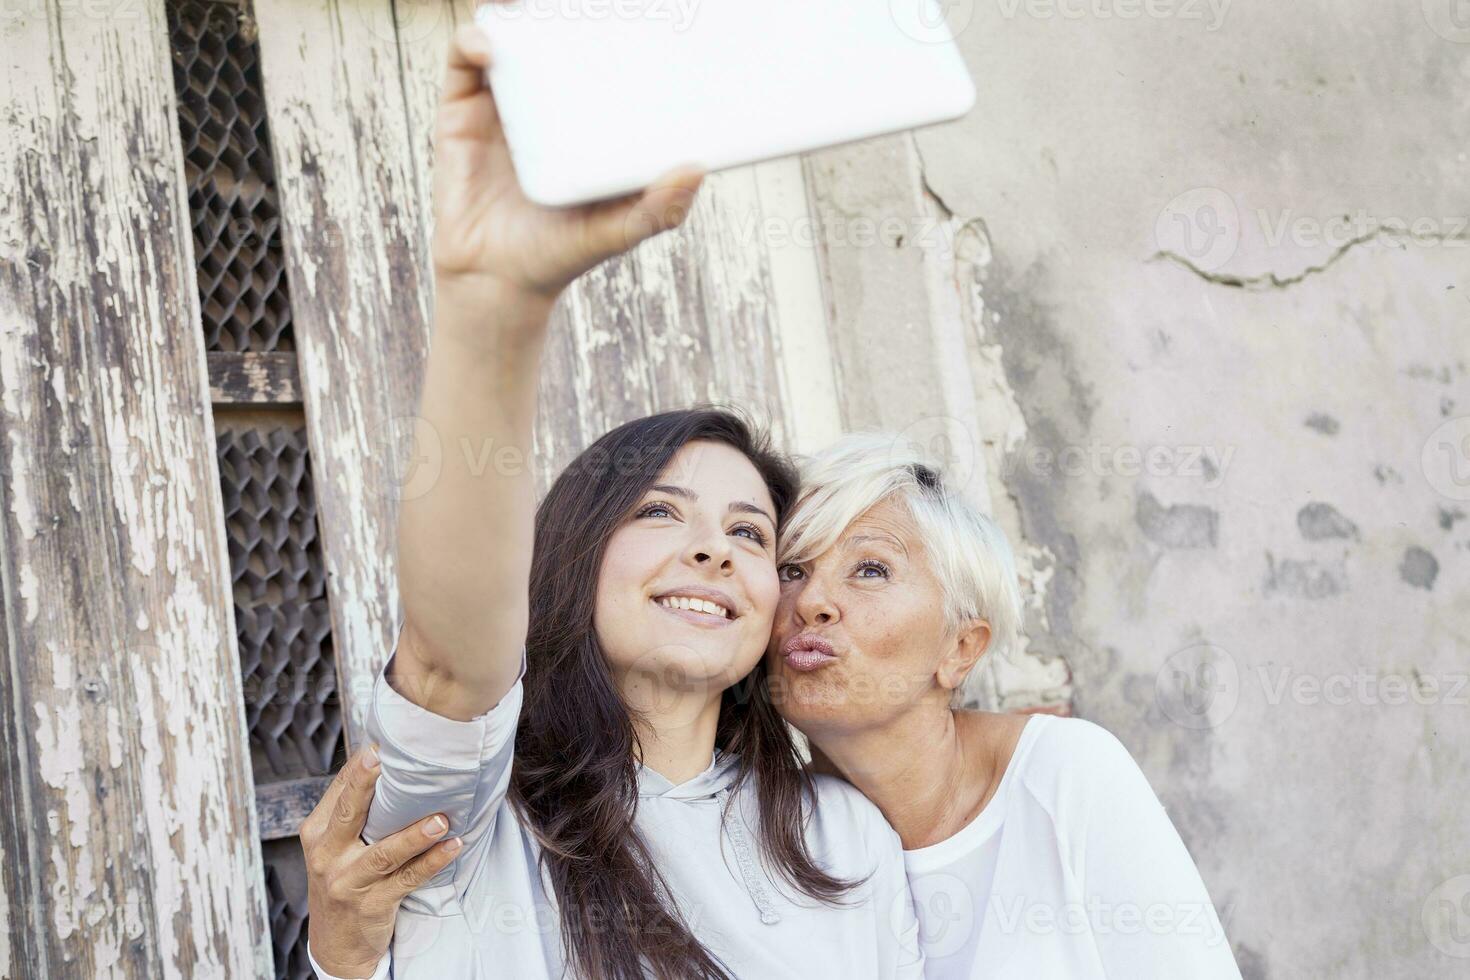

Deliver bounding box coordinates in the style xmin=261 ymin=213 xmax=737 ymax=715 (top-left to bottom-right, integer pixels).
xmin=1150 ymin=227 xmax=1470 ymax=291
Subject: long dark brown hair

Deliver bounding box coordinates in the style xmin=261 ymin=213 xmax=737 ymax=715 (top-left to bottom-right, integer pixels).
xmin=509 ymin=408 xmax=853 ymax=979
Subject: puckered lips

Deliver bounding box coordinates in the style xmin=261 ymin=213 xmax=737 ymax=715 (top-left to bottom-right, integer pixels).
xmin=781 ymin=633 xmax=839 ymax=672
xmin=651 ymin=586 xmax=738 ymax=628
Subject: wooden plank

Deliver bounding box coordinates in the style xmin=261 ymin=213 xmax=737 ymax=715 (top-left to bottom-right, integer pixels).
xmin=527 ymin=166 xmax=807 ymax=489
xmin=396 ymin=0 xmax=477 ymax=244
xmin=207 ymin=352 xmax=302 ymax=405
xmin=252 ymin=0 xmax=435 ymax=747
xmin=255 ymin=776 xmax=335 ymax=841
xmin=0 ymin=0 xmax=272 ymax=975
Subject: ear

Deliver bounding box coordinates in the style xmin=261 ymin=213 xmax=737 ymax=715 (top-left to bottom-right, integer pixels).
xmin=935 ymin=620 xmax=993 ymax=692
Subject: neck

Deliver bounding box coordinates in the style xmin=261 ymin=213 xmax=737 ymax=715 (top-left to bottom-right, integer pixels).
xmin=622 ymin=675 xmax=725 ymax=784
xmin=810 ymin=703 xmax=993 ymax=850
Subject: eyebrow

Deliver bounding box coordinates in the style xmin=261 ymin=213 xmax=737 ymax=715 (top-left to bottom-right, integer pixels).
xmin=647 ymin=484 xmax=775 ymax=526
xmin=844 ymin=532 xmax=909 ymax=557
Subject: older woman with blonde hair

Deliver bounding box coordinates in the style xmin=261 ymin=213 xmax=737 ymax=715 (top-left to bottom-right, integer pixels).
xmin=307 ymin=428 xmax=1242 ymax=979
xmin=765 ymin=435 xmax=1241 ymax=978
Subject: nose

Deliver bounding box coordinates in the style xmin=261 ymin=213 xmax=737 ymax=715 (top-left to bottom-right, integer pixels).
xmin=793 ymin=571 xmax=839 ymax=627
xmin=685 ymin=522 xmax=734 ymax=574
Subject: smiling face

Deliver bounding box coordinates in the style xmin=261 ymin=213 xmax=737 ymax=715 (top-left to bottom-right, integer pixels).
xmin=594 ymin=440 xmax=782 ymax=709
xmin=767 ymin=497 xmax=990 ymax=736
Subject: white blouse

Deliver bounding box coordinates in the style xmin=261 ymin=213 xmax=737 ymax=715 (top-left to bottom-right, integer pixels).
xmin=308 ymin=651 xmax=922 ymax=980
xmin=905 ymin=714 xmax=1242 ymax=979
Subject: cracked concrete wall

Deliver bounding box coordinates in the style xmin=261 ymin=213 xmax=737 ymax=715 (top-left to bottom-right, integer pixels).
xmin=810 ymin=1 xmax=1468 ymax=977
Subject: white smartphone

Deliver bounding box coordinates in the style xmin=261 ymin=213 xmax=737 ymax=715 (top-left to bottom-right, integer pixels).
xmin=475 ymin=0 xmax=977 ymax=207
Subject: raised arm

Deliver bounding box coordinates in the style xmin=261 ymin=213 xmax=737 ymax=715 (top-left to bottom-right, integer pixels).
xmin=393 ymin=20 xmax=702 ymax=721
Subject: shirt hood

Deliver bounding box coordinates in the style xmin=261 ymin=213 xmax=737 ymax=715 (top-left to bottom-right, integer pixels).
xmin=635 ymin=748 xmax=782 ymax=925
xmin=636 ymin=747 xmax=742 ymax=801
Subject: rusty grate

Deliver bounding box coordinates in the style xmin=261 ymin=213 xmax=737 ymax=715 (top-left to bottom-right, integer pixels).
xmin=167 ymin=0 xmax=294 ymax=352
xmin=217 ymin=426 xmax=343 ymax=781
xmin=262 ymin=837 xmax=315 ymax=980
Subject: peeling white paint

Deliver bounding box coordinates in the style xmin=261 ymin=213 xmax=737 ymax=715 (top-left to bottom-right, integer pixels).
xmin=0 ymin=2 xmax=272 ymax=975
xmin=252 ymin=0 xmax=438 ymax=750
xmin=6 ymin=433 xmax=39 ymax=542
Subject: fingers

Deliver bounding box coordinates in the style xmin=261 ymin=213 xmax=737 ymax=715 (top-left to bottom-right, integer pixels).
xmin=637 ymin=167 xmax=707 ymax=232
xmin=323 ymin=744 xmax=380 ymax=850
xmin=346 ymin=812 xmax=457 ymax=889
xmin=583 ymin=166 xmax=706 ymax=260
xmin=444 ymin=23 xmax=495 ymax=103
xmin=301 ymin=745 xmax=372 ymax=848
xmin=391 ymin=837 xmax=464 ymax=899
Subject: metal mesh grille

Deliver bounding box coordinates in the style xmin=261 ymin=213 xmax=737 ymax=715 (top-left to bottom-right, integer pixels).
xmin=168 ymin=0 xmax=295 ymax=352
xmin=217 ymin=425 xmax=344 ymax=781
xmin=261 ymin=838 xmax=314 ymax=980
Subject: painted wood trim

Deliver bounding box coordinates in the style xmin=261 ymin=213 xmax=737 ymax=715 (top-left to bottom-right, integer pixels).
xmin=255 ymin=776 xmax=335 ymax=841
xmin=0 ymin=1 xmax=272 ymax=975
xmin=252 ymin=0 xmax=435 ymax=748
xmin=208 ymin=352 xmax=303 ymax=405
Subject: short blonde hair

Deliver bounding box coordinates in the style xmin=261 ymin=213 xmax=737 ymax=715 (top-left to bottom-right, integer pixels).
xmin=778 ymin=433 xmax=1023 ymax=663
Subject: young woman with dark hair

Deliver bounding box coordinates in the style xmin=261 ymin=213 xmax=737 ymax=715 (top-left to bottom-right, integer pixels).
xmin=300 ymin=23 xmax=920 ymax=980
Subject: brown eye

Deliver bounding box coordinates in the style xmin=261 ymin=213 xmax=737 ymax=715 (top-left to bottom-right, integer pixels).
xmin=778 ymin=564 xmax=805 ymax=582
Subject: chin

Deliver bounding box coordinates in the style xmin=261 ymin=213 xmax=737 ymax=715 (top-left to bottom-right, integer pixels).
xmin=622 ymin=631 xmax=762 ymax=694
xmin=768 ymin=668 xmax=851 ymax=729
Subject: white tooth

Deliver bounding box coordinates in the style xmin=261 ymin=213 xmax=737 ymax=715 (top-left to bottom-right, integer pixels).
xmin=678 ymin=597 xmax=692 ymax=610
xmin=698 ymin=599 xmax=716 ymax=615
